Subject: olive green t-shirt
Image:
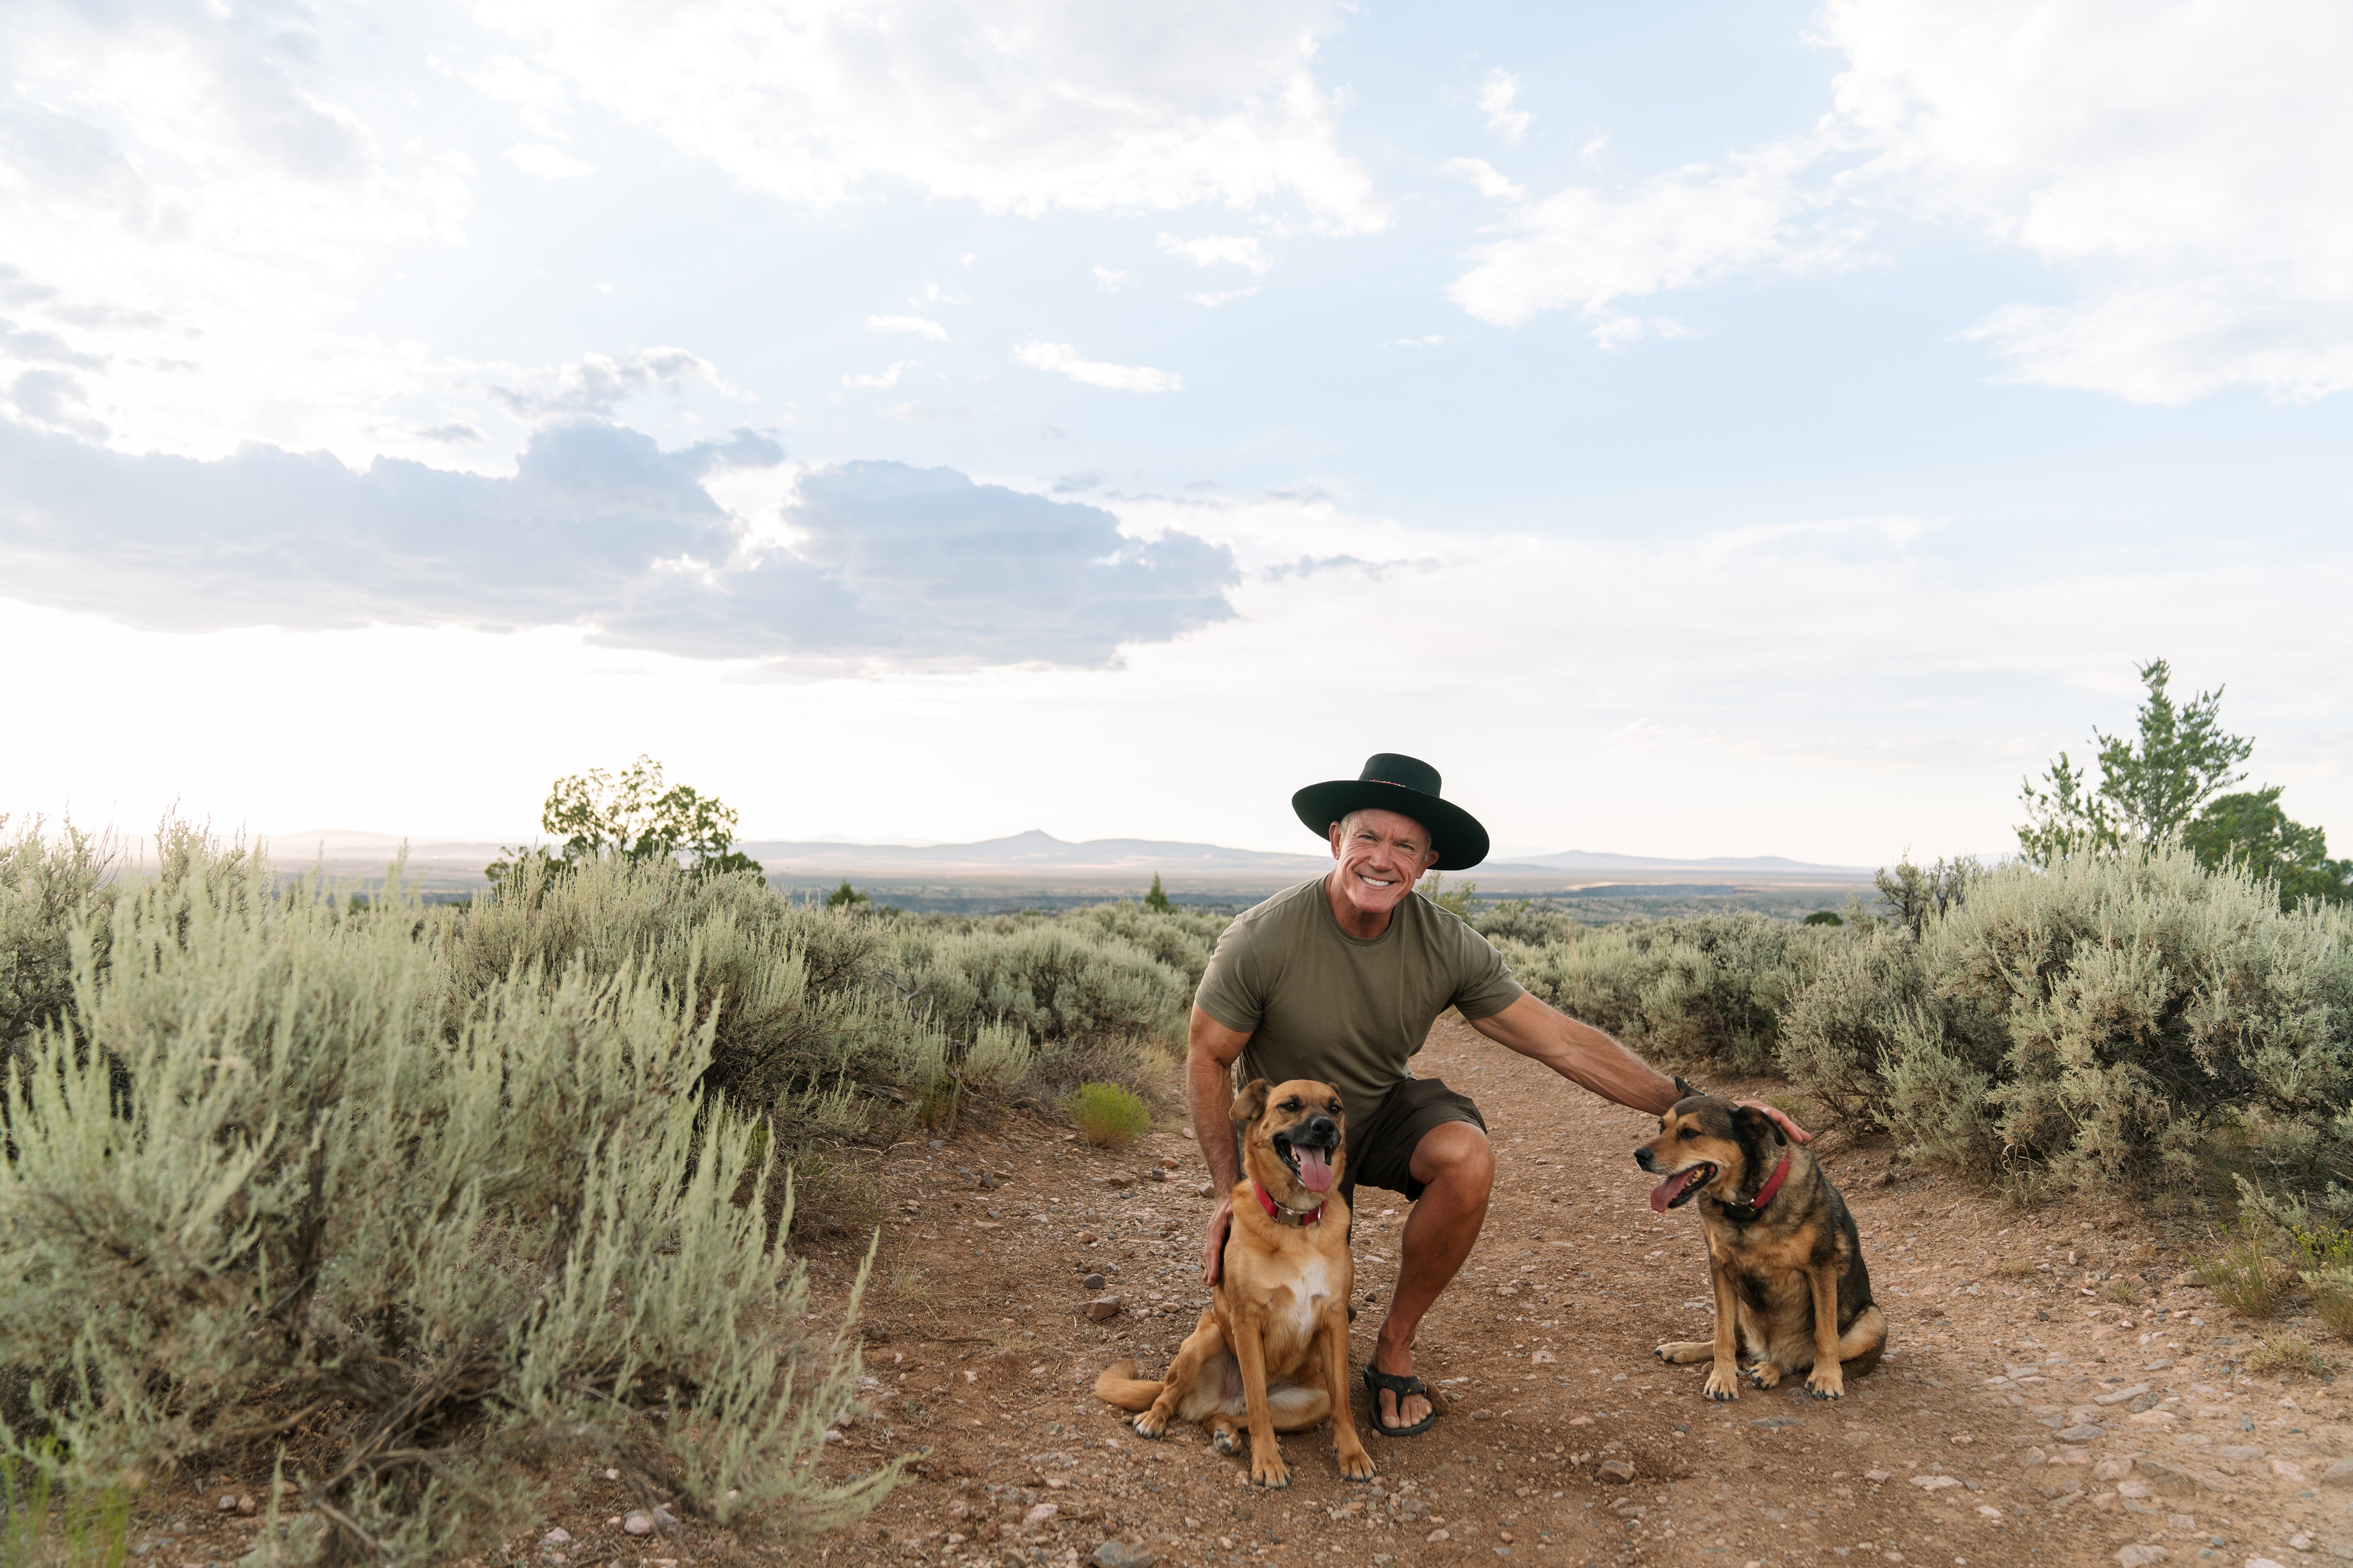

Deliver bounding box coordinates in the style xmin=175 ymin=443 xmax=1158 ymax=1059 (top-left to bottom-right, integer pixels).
xmin=1194 ymin=877 xmax=1527 ymax=1121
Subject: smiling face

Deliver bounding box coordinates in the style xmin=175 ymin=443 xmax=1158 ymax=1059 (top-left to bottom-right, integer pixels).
xmin=1633 ymin=1097 xmax=1775 ymax=1213
xmin=1325 ymin=807 xmax=1440 ymax=924
xmin=1232 ymin=1077 xmax=1347 ymax=1207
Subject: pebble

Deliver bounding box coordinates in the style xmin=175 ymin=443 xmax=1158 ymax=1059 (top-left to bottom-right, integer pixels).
xmin=1082 ymin=1273 xmax=1106 ymax=1291
xmin=235 ymin=1495 xmax=255 ymax=1515
xmin=2113 ymin=1547 xmax=2167 ymax=1567
xmin=2326 ymin=1458 xmax=2353 ymax=1484
xmin=1026 ymin=1503 xmax=1059 ymax=1526
xmin=1078 ymin=1230 xmax=1098 ymax=1243
xmin=1091 ymin=1543 xmax=1154 ymax=1568
xmin=216 ymin=1496 xmax=237 ymax=1512
xmin=1146 ymin=1168 xmax=1167 ymax=1182
xmin=1086 ymin=1297 xmax=1123 ymax=1321
xmin=1597 ymin=1460 xmax=1636 ymax=1484
xmin=1908 ymin=1476 xmax=1959 ymax=1491
xmin=541 ymin=1529 xmax=572 ymax=1546
xmin=2093 ymin=1383 xmax=2152 ymax=1406
xmin=622 ymin=1512 xmax=653 ymax=1536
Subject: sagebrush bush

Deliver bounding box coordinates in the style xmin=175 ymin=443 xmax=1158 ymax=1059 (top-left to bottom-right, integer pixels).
xmin=1494 ymin=914 xmax=1826 ymax=1075
xmin=0 ymin=844 xmax=896 ymax=1563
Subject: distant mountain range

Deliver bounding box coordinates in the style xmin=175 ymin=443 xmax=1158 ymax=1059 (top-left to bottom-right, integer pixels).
xmin=261 ymin=827 xmax=1870 ymax=880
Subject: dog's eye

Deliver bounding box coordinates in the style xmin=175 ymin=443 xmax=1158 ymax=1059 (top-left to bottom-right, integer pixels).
xmin=1677 ymin=1127 xmax=1696 ymax=1141
xmin=1280 ymin=1099 xmax=1300 ymax=1111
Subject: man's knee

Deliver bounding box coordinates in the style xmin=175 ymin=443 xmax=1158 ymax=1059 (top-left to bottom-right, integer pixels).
xmin=1410 ymin=1120 xmax=1494 ymax=1197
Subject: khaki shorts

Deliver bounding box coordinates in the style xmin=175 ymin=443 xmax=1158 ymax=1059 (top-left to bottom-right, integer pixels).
xmin=1341 ymin=1076 xmax=1487 ymax=1211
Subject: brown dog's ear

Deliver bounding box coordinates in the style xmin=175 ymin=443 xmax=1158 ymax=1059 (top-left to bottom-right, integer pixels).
xmin=1229 ymin=1079 xmax=1270 ymax=1133
xmin=1734 ymin=1103 xmax=1787 ymax=1147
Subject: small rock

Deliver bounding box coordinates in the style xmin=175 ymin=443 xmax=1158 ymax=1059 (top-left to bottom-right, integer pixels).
xmin=1078 ymin=1230 xmax=1098 ymax=1244
xmin=2117 ymin=1481 xmax=2151 ymax=1499
xmin=2269 ymin=1459 xmax=2305 ymax=1483
xmin=1082 ymin=1273 xmax=1106 ymax=1291
xmin=1085 ymin=1297 xmax=1123 ymax=1321
xmin=2056 ymin=1425 xmax=2106 ymax=1441
xmin=1471 ymin=1410 xmax=1494 ymax=1422
xmin=542 ymin=1530 xmax=572 ymax=1546
xmin=1107 ymin=1174 xmax=1136 ymax=1189
xmin=1427 ymin=1528 xmax=1452 ymax=1542
xmin=1864 ymin=1469 xmax=1891 ymax=1483
xmin=1976 ymin=1505 xmax=2001 ymax=1519
xmin=2093 ymin=1383 xmax=2152 ymax=1406
xmin=2094 ymin=1459 xmax=2135 ymax=1481
xmin=2246 ymin=1559 xmax=2289 ymax=1568
xmin=1908 ymin=1476 xmax=1960 ymax=1491
xmin=1091 ymin=1543 xmax=1155 ymax=1568
xmin=1025 ymin=1503 xmax=1059 ymax=1526
xmin=1146 ymin=1168 xmax=1167 ymax=1182
xmin=1597 ymin=1460 xmax=1636 ymax=1484
xmin=216 ymin=1496 xmax=237 ymax=1512
xmin=622 ymin=1512 xmax=653 ymax=1536
xmin=235 ymin=1495 xmax=255 ymax=1515
xmin=2324 ymin=1457 xmax=2353 ymax=1485
xmin=2113 ymin=1547 xmax=2166 ymax=1567
xmin=1197 ymin=1182 xmax=1215 ymax=1197
xmin=2289 ymin=1532 xmax=2313 ymax=1552
xmin=980 ymin=1172 xmax=999 ymax=1190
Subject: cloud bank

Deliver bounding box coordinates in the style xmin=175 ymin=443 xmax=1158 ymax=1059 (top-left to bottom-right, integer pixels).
xmin=0 ymin=423 xmax=1235 ymax=669
xmin=1451 ymin=0 xmax=2353 ymax=402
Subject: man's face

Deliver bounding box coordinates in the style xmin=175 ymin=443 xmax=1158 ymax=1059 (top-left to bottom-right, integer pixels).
xmin=1326 ymin=808 xmax=1439 ymax=921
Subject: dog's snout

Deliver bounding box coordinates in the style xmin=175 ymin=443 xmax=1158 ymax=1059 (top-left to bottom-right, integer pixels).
xmin=1634 ymin=1147 xmax=1657 ymax=1172
xmin=1304 ymin=1114 xmax=1338 ymax=1143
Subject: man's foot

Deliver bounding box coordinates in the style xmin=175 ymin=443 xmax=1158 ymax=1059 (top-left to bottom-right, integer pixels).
xmin=1368 ymin=1341 xmax=1434 ymax=1434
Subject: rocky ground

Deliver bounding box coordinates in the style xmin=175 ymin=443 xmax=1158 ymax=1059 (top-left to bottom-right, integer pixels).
xmin=111 ymin=1017 xmax=2353 ymax=1567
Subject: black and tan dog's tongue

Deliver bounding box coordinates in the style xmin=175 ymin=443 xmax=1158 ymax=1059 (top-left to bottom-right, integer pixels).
xmin=1295 ymin=1146 xmax=1334 ymax=1194
xmin=1649 ymin=1166 xmax=1702 ymax=1213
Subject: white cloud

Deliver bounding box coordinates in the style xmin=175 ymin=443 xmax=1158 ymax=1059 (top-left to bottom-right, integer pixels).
xmin=1093 ymin=267 xmax=1131 ymax=291
xmin=1156 ymin=234 xmax=1273 ymax=274
xmin=475 ymin=0 xmax=1387 ymax=234
xmin=1013 ymin=341 xmax=1183 ymax=393
xmin=1824 ymin=0 xmax=2353 ymax=404
xmin=1449 ymin=140 xmax=1832 ymax=334
xmin=884 ymin=402 xmax=972 ymax=423
xmin=506 ymin=142 xmax=595 ymax=178
xmin=0 ymin=1 xmax=474 ymax=462
xmin=1451 ymin=1 xmax=2353 ymax=403
xmin=1189 ymin=289 xmax=1258 ymax=309
xmin=1445 ymin=157 xmax=1523 ymax=202
xmin=1478 ymin=69 xmax=1531 ymax=145
xmin=488 ymin=347 xmax=734 ymax=418
xmin=843 ymin=361 xmax=915 ymax=389
xmin=867 ymin=314 xmax=950 ymax=340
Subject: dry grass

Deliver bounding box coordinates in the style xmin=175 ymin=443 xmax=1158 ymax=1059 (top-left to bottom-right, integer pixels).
xmin=1066 ymin=1081 xmax=1150 ymax=1148
xmin=2100 ymin=1279 xmax=2142 ymax=1305
xmin=2245 ymin=1329 xmax=2330 ymax=1378
xmin=2196 ymin=1223 xmax=2288 ymax=1318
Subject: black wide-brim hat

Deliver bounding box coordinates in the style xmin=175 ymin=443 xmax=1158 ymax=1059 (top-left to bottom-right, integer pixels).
xmin=1292 ymin=753 xmax=1490 ymax=871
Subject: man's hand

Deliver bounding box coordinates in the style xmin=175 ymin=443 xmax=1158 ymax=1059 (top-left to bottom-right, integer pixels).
xmin=1739 ymin=1099 xmax=1811 ymax=1144
xmin=1201 ymin=1196 xmax=1234 ymax=1286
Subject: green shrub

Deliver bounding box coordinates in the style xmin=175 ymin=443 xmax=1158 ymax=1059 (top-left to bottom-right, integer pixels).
xmin=1801 ymin=910 xmax=1843 ymax=927
xmin=2194 ymin=1216 xmax=2285 ymax=1318
xmin=2246 ymin=1329 xmax=2329 ymax=1377
xmin=0 ymin=839 xmax=896 ymax=1562
xmin=1 ymin=1452 xmax=129 ymax=1568
xmin=1497 ymin=914 xmax=1826 ymax=1075
xmin=1066 ymin=1081 xmax=1150 ymax=1147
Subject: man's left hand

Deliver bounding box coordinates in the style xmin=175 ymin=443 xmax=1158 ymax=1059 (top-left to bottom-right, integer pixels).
xmin=1739 ymin=1099 xmax=1811 ymax=1143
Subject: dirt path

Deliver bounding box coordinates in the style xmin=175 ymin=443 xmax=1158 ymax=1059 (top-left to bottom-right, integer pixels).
xmin=800 ymin=1016 xmax=2353 ymax=1568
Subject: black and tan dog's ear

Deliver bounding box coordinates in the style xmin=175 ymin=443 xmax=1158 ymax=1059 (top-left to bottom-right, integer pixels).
xmin=1229 ymin=1079 xmax=1271 ymax=1133
xmin=1735 ymin=1103 xmax=1788 ymax=1147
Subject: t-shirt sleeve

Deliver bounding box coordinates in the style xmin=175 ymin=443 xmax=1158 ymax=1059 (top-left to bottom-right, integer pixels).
xmin=1193 ymin=913 xmax=1267 ymax=1034
xmin=1449 ymin=923 xmax=1527 ymax=1021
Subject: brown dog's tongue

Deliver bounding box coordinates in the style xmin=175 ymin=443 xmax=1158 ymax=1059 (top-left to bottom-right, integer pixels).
xmin=1295 ymin=1146 xmax=1334 ymax=1194
xmin=1649 ymin=1167 xmax=1699 ymax=1213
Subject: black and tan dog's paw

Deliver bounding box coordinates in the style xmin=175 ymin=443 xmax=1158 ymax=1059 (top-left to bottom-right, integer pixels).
xmin=1338 ymin=1446 xmax=1378 ymax=1484
xmin=1746 ymin=1363 xmax=1785 ymax=1390
xmin=1702 ymin=1362 xmax=1741 ymax=1402
xmin=1805 ymin=1369 xmax=1845 ymax=1400
xmin=1250 ymin=1452 xmax=1292 ymax=1489
xmin=1132 ymin=1410 xmax=1170 ymax=1439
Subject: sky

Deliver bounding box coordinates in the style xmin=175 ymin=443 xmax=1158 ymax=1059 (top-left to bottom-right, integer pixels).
xmin=3 ymin=0 xmax=2350 ymax=865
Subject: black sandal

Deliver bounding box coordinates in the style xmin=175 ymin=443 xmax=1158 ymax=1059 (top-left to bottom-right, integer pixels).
xmin=1362 ymin=1365 xmax=1438 ymax=1437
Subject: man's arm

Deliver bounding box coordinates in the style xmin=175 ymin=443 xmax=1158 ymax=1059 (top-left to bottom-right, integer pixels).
xmin=1188 ymin=1003 xmax=1252 ymax=1284
xmin=1466 ymin=993 xmax=1810 ymax=1141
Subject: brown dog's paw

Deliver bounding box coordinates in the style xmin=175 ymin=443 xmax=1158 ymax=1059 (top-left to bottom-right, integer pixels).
xmin=1805 ymin=1368 xmax=1844 ymax=1400
xmin=1746 ymin=1362 xmax=1784 ymax=1390
xmin=1337 ymin=1446 xmax=1377 ymax=1484
xmin=1210 ymin=1425 xmax=1241 ymax=1457
xmin=1132 ymin=1409 xmax=1170 ymax=1439
xmin=1702 ymin=1362 xmax=1741 ymax=1402
xmin=1249 ymin=1452 xmax=1292 ymax=1489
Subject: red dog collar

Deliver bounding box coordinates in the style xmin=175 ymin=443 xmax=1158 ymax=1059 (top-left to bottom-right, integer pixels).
xmin=1253 ymin=1182 xmax=1324 ymax=1227
xmin=1729 ymin=1155 xmax=1791 ymax=1215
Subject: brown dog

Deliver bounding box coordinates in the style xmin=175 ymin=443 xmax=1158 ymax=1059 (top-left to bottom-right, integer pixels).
xmin=1634 ymin=1095 xmax=1886 ymax=1401
xmin=1094 ymin=1078 xmax=1374 ymax=1488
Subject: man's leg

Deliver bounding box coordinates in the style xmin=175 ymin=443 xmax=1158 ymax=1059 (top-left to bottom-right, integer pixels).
xmin=1371 ymin=1121 xmax=1493 ymax=1432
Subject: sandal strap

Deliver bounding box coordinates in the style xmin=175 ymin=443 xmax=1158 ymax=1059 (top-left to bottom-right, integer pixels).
xmin=1362 ymin=1367 xmax=1426 ymax=1398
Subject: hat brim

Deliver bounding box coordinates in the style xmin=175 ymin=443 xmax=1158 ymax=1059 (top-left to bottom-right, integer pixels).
xmin=1292 ymin=781 xmax=1490 ymax=872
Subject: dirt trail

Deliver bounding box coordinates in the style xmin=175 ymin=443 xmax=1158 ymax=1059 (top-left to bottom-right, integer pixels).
xmin=801 ymin=1015 xmax=2353 ymax=1568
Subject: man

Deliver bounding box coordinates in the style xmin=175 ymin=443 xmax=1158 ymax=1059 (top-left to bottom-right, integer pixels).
xmin=1189 ymin=753 xmax=1805 ymax=1437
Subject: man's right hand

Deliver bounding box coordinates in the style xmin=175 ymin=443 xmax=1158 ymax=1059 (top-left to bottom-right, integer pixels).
xmin=1201 ymin=1196 xmax=1233 ymax=1286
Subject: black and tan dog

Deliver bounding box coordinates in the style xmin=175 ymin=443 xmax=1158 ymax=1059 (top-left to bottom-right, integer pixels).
xmin=1634 ymin=1095 xmax=1886 ymax=1401
xmin=1094 ymin=1078 xmax=1374 ymax=1488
